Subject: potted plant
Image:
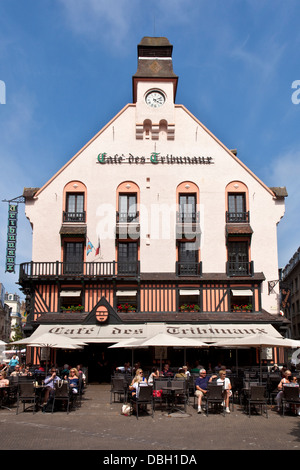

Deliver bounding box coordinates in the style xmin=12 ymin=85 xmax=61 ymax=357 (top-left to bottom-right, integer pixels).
xmin=61 ymin=305 xmax=84 ymax=312
xmin=232 ymin=303 xmax=252 ymax=312
xmin=180 ymin=303 xmax=200 ymax=312
xmin=117 ymin=303 xmax=137 ymax=312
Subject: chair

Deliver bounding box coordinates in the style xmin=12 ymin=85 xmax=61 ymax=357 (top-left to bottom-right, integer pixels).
xmin=16 ymin=382 xmax=37 ymax=415
xmin=172 ymin=378 xmax=188 ymax=412
xmin=247 ymin=385 xmax=268 ymax=418
xmin=282 ymin=386 xmax=300 ymax=416
xmin=206 ymin=384 xmax=225 ymax=416
xmin=51 ymin=381 xmax=71 ymax=413
xmin=130 ymin=385 xmax=154 ymax=419
xmin=110 ymin=377 xmax=127 ymax=404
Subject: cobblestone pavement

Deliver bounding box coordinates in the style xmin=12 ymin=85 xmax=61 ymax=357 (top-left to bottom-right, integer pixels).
xmin=1 ymin=384 xmax=300 ymax=451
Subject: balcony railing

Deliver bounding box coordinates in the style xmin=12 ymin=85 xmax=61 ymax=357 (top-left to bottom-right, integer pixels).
xmin=19 ymin=261 xmax=140 ymax=281
xmin=63 ymin=211 xmax=86 ymax=223
xmin=176 ymin=261 xmax=202 ymax=276
xmin=226 ymin=261 xmax=254 ymax=277
xmin=226 ymin=211 xmax=250 ymax=223
xmin=116 ymin=212 xmax=139 ymax=223
xmin=176 ymin=211 xmax=200 ymax=224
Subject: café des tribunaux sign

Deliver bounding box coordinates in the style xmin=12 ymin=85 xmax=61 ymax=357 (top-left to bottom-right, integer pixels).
xmin=97 ymin=152 xmax=214 ymax=165
xmin=31 ymin=323 xmax=280 ymax=344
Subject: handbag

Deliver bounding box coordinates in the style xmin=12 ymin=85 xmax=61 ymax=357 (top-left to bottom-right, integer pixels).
xmin=153 ymin=389 xmax=163 ymax=398
xmin=121 ymin=403 xmax=133 ymax=416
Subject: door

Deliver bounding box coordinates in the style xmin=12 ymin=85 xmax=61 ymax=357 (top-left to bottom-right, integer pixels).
xmin=118 ymin=242 xmax=138 ymax=274
xmin=64 ymin=242 xmax=84 ymax=274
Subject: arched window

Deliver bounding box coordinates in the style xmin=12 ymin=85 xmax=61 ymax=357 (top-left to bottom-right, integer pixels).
xmin=63 ymin=181 xmax=87 ymax=223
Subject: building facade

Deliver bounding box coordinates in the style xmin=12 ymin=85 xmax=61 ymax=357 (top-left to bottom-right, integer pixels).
xmin=19 ymin=37 xmax=287 ymax=374
xmin=281 ymin=247 xmax=300 ymax=339
xmin=0 ymin=284 xmax=11 ymax=342
xmin=4 ymin=292 xmax=23 ymax=339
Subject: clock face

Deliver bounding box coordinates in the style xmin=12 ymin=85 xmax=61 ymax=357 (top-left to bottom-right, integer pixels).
xmin=145 ymin=90 xmax=165 ymax=108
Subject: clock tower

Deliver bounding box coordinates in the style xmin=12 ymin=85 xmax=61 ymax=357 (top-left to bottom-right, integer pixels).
xmin=133 ymin=37 xmax=178 ymax=140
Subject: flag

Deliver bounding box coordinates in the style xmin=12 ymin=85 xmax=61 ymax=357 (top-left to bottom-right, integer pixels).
xmin=95 ymin=237 xmax=100 ymax=256
xmin=86 ymin=239 xmax=94 ymax=256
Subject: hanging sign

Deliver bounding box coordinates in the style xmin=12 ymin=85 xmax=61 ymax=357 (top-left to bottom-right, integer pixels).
xmin=5 ymin=203 xmax=18 ymax=273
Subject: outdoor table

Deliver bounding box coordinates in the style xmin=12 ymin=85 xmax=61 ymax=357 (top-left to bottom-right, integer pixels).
xmin=161 ymin=383 xmax=187 ymax=414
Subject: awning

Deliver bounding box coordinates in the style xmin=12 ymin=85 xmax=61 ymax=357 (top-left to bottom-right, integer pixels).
xmin=28 ymin=323 xmax=281 ymax=344
xmin=60 ymin=290 xmax=81 ymax=297
xmin=179 ymin=289 xmax=200 ymax=296
xmin=231 ymin=289 xmax=253 ymax=296
xmin=116 ymin=290 xmax=137 ymax=296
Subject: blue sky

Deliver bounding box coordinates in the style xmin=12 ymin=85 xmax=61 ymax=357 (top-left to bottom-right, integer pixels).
xmin=0 ymin=0 xmax=300 ymax=298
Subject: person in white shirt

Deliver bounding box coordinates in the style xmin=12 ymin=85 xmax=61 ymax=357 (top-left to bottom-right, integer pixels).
xmin=217 ymin=370 xmax=232 ymax=413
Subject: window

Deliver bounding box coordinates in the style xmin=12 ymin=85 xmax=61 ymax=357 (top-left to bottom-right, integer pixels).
xmin=118 ymin=242 xmax=138 ymax=274
xmin=60 ymin=289 xmax=84 ymax=312
xmin=178 ymin=289 xmax=200 ymax=312
xmin=64 ymin=193 xmax=85 ymax=222
xmin=64 ymin=242 xmax=84 ymax=274
xmin=118 ymin=194 xmax=138 ymax=223
xmin=227 ymin=193 xmax=248 ymax=222
xmin=179 ymin=194 xmax=197 ymax=223
xmin=116 ymin=290 xmax=138 ymax=313
xmin=178 ymin=242 xmax=198 ymax=275
xmin=227 ymin=241 xmax=249 ymax=275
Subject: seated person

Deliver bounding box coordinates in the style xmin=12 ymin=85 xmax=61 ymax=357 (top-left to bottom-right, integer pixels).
xmin=129 ymin=368 xmax=148 ymax=400
xmin=42 ymin=368 xmax=62 ymax=406
xmin=10 ymin=364 xmax=25 ymax=377
xmin=162 ymin=364 xmax=173 ymax=378
xmin=66 ymin=368 xmax=79 ymax=394
xmin=195 ymin=368 xmax=217 ymax=413
xmin=175 ymin=367 xmax=187 ymax=378
xmin=148 ymin=367 xmax=160 ymax=385
xmin=216 ymin=370 xmax=232 ymax=414
xmin=0 ymin=371 xmax=9 ymax=387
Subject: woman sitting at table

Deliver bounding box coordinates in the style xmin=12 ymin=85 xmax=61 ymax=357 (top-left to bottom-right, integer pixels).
xmin=65 ymin=368 xmax=79 ymax=394
xmin=0 ymin=371 xmax=9 ymax=387
xmin=216 ymin=370 xmax=232 ymax=414
xmin=129 ymin=368 xmax=147 ymax=400
xmin=148 ymin=367 xmax=160 ymax=385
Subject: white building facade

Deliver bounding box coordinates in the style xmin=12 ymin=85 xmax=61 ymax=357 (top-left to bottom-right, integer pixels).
xmin=19 ymin=37 xmax=288 ymax=372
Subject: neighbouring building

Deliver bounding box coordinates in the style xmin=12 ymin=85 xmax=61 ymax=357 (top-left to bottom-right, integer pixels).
xmin=5 ymin=292 xmax=23 ymax=339
xmin=18 ymin=37 xmax=288 ymax=379
xmin=281 ymin=247 xmax=300 ymax=339
xmin=0 ymin=284 xmax=11 ymax=342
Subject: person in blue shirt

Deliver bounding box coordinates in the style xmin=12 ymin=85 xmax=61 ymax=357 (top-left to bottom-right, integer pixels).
xmin=42 ymin=368 xmax=61 ymax=406
xmin=195 ymin=368 xmax=217 ymax=413
xmin=8 ymin=355 xmax=19 ymax=372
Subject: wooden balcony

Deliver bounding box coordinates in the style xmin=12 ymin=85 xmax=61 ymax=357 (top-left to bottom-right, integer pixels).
xmin=19 ymin=261 xmax=140 ymax=282
xmin=226 ymin=211 xmax=250 ymax=223
xmin=176 ymin=261 xmax=202 ymax=276
xmin=63 ymin=211 xmax=86 ymax=223
xmin=226 ymin=261 xmax=254 ymax=277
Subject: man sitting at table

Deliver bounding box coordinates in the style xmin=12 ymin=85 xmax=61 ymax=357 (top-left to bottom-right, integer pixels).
xmin=195 ymin=368 xmax=217 ymax=414
xmin=42 ymin=368 xmax=61 ymax=408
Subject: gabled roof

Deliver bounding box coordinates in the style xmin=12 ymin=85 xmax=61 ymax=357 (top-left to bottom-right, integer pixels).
xmin=32 ymin=103 xmax=283 ymax=200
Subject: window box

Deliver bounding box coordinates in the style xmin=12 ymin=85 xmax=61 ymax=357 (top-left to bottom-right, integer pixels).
xmin=117 ymin=303 xmax=137 ymax=312
xmin=61 ymin=305 xmax=84 ymax=312
xmin=231 ymin=304 xmax=252 ymax=312
xmin=180 ymin=303 xmax=200 ymax=312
